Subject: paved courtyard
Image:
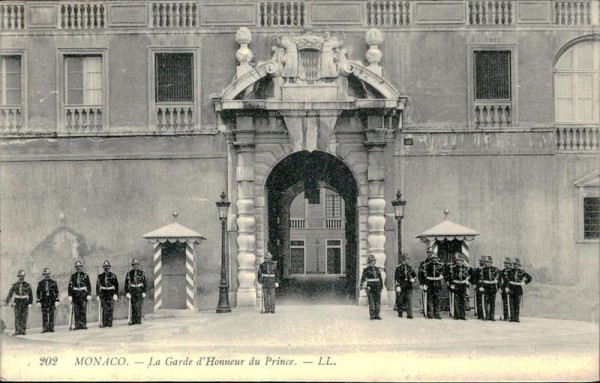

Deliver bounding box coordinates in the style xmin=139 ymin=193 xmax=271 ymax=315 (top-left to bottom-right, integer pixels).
xmin=1 ymin=304 xmax=598 ymax=381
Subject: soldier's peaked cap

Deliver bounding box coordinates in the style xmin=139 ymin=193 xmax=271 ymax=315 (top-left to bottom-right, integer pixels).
xmin=513 ymin=258 xmax=521 ymax=265
xmin=132 ymin=258 xmax=140 ymax=265
xmin=485 ymin=255 xmax=493 ymax=262
xmin=102 ymin=260 xmax=111 ymax=267
xmin=401 ymin=253 xmax=410 ymax=260
xmin=17 ymin=270 xmax=25 ymax=276
xmin=503 ymin=257 xmax=512 ymax=263
xmin=75 ymin=260 xmax=83 ymax=267
xmin=42 ymin=268 xmax=51 ymax=275
xmin=367 ymin=254 xmax=376 ymax=262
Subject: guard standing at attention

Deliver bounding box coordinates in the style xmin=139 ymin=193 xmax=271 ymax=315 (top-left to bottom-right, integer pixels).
xmin=258 ymin=252 xmax=280 ymax=313
xmin=472 ymin=255 xmax=487 ymax=320
xmin=360 ymin=254 xmax=384 ymax=320
xmin=394 ymin=253 xmax=417 ymax=319
xmin=506 ymin=258 xmax=532 ymax=322
xmin=499 ymin=257 xmax=513 ymax=321
xmin=448 ymin=253 xmax=471 ymax=320
xmin=481 ymin=255 xmax=500 ymax=321
xmin=125 ymin=258 xmax=148 ymax=325
xmin=96 ymin=260 xmax=119 ymax=327
xmin=68 ymin=260 xmax=92 ymax=330
xmin=4 ymin=270 xmax=33 ymax=335
xmin=419 ymin=249 xmax=444 ymax=319
xmin=36 ymin=268 xmax=60 ymax=333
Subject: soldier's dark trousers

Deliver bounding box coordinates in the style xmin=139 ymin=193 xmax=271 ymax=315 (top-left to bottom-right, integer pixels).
xmin=41 ymin=302 xmax=55 ymax=332
xmin=130 ymin=297 xmax=143 ymax=324
xmin=73 ymin=293 xmax=87 ymax=329
xmin=397 ymin=290 xmax=412 ymax=317
xmin=100 ymin=299 xmax=114 ymax=327
xmin=367 ymin=289 xmax=381 ymax=318
xmin=483 ymin=290 xmax=497 ymax=320
xmin=426 ymin=285 xmax=441 ymax=318
xmin=263 ymin=287 xmax=276 ymax=313
xmin=475 ymin=290 xmax=484 ymax=319
xmin=453 ymin=288 xmax=466 ymax=319
xmin=501 ymin=292 xmax=509 ymax=320
xmin=13 ymin=300 xmax=28 ymax=334
xmin=509 ymin=291 xmax=522 ymax=322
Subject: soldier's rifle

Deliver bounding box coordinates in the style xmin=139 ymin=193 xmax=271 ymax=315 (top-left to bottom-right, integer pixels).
xmin=127 ymin=296 xmax=132 ymax=325
xmin=507 ymin=290 xmax=511 ymax=320
xmin=68 ymin=301 xmax=73 ymax=331
xmin=98 ymin=299 xmax=102 ymax=327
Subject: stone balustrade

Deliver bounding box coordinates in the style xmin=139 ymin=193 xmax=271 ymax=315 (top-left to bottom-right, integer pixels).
xmin=325 ymin=218 xmax=343 ymax=229
xmin=60 ymin=2 xmax=106 ymax=29
xmin=366 ymin=1 xmax=411 ymax=26
xmin=553 ymin=1 xmax=594 ymax=25
xmin=2 ymin=1 xmax=598 ymax=30
xmin=468 ymin=0 xmax=514 ymax=25
xmin=258 ymin=1 xmax=306 ymax=27
xmin=0 ymin=107 xmax=23 ymax=133
xmin=64 ymin=107 xmax=103 ymax=132
xmin=151 ymin=1 xmax=199 ymax=28
xmin=556 ymin=126 xmax=599 ymax=152
xmin=290 ymin=218 xmax=306 ymax=229
xmin=0 ymin=3 xmax=24 ymax=30
xmin=156 ymin=105 xmax=195 ymax=131
xmin=474 ymin=102 xmax=512 ymax=128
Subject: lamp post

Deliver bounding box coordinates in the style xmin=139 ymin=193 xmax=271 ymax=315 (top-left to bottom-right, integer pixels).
xmin=391 ymin=190 xmax=407 ymax=263
xmin=216 ymin=191 xmax=231 ymax=313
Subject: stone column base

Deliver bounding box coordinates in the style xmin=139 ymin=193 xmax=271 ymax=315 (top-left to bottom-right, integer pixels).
xmin=235 ymin=288 xmax=257 ymax=307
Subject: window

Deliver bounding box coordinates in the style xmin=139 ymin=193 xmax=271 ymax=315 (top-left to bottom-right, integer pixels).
xmin=554 ymin=41 xmax=600 ymax=124
xmin=583 ymin=197 xmax=600 ymax=240
xmin=1 ymin=55 xmax=21 ymax=105
xmin=65 ymin=55 xmax=103 ymax=105
xmin=474 ymin=51 xmax=511 ymax=101
xmin=469 ymin=46 xmax=515 ymax=128
xmin=155 ymin=53 xmax=193 ymax=103
xmin=326 ymin=194 xmax=341 ymax=218
xmin=326 ymin=240 xmax=342 ymax=275
xmin=290 ymin=240 xmax=305 ymax=274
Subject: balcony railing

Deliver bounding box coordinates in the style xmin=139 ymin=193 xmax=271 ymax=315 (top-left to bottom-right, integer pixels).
xmin=290 ymin=218 xmax=305 ymax=229
xmin=554 ymin=1 xmax=594 ymax=25
xmin=64 ymin=106 xmax=104 ymax=132
xmin=258 ymin=1 xmax=306 ymax=27
xmin=366 ymin=1 xmax=411 ymax=26
xmin=290 ymin=218 xmax=345 ymax=229
xmin=0 ymin=3 xmax=25 ymax=30
xmin=151 ymin=1 xmax=199 ymax=28
xmin=325 ymin=218 xmax=343 ymax=229
xmin=155 ymin=104 xmax=195 ymax=131
xmin=0 ymin=106 xmax=23 ymax=133
xmin=60 ymin=2 xmax=106 ymax=29
xmin=474 ymin=102 xmax=512 ymax=128
xmin=556 ymin=126 xmax=599 ymax=151
xmin=468 ymin=0 xmax=514 ymax=25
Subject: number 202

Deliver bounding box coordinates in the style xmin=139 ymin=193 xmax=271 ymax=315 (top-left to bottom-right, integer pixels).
xmin=39 ymin=356 xmax=57 ymax=366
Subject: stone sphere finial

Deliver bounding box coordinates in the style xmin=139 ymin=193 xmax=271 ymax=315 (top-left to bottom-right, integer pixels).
xmin=444 ymin=209 xmax=450 ymax=219
xmin=365 ymin=28 xmax=383 ymax=46
xmin=173 ymin=211 xmax=179 ymax=221
xmin=235 ymin=27 xmax=252 ymax=45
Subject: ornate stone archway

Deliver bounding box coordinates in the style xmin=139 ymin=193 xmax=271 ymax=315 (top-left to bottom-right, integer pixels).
xmin=212 ymin=27 xmax=407 ymax=307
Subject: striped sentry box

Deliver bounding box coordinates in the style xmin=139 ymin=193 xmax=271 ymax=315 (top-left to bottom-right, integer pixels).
xmin=185 ymin=242 xmax=195 ymax=310
xmin=153 ymin=243 xmax=162 ymax=311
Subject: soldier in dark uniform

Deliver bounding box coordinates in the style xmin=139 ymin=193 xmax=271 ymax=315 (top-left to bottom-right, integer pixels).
xmin=419 ymin=249 xmax=444 ymax=319
xmin=4 ymin=270 xmax=33 ymax=335
xmin=394 ymin=253 xmax=416 ymax=319
xmin=448 ymin=253 xmax=471 ymax=320
xmin=257 ymin=252 xmax=280 ymax=314
xmin=499 ymin=257 xmax=512 ymax=321
xmin=480 ymin=255 xmax=500 ymax=321
xmin=36 ymin=268 xmax=60 ymax=333
xmin=472 ymin=255 xmax=487 ymax=320
xmin=506 ymin=258 xmax=532 ymax=322
xmin=360 ymin=254 xmax=383 ymax=320
xmin=68 ymin=260 xmax=92 ymax=330
xmin=418 ymin=247 xmax=434 ymax=317
xmin=125 ymin=258 xmax=147 ymax=325
xmin=96 ymin=260 xmax=119 ymax=327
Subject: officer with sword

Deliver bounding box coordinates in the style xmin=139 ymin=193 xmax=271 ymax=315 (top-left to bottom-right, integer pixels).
xmin=394 ymin=253 xmax=416 ymax=319
xmin=472 ymin=255 xmax=487 ymax=320
xmin=499 ymin=257 xmax=513 ymax=321
xmin=480 ymin=255 xmax=500 ymax=321
xmin=96 ymin=260 xmax=119 ymax=327
xmin=36 ymin=268 xmax=60 ymax=333
xmin=4 ymin=270 xmax=33 ymax=336
xmin=68 ymin=260 xmax=92 ymax=330
xmin=448 ymin=252 xmax=471 ymax=320
xmin=419 ymin=247 xmax=444 ymax=319
xmin=125 ymin=258 xmax=147 ymax=325
xmin=506 ymin=258 xmax=532 ymax=322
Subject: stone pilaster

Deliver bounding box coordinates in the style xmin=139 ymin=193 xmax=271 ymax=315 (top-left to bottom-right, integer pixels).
xmin=234 ymin=116 xmax=257 ymax=307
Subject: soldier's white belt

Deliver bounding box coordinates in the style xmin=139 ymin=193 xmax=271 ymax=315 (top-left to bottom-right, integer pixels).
xmin=72 ymin=287 xmax=87 ymax=291
xmin=14 ymin=295 xmax=29 ymax=299
xmin=483 ymin=280 xmax=497 ymax=284
xmin=100 ymin=286 xmax=115 ymax=290
xmin=427 ymin=276 xmax=444 ymax=280
xmin=262 ymin=274 xmax=275 ymax=277
xmin=129 ymin=283 xmax=144 ymax=288
xmin=509 ymin=281 xmax=523 ymax=285
xmin=452 ymin=280 xmax=469 ymax=284
xmin=366 ymin=278 xmax=379 ymax=282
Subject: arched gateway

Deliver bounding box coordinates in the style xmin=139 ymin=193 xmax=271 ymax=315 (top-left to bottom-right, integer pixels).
xmin=212 ymin=27 xmax=407 ymax=307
